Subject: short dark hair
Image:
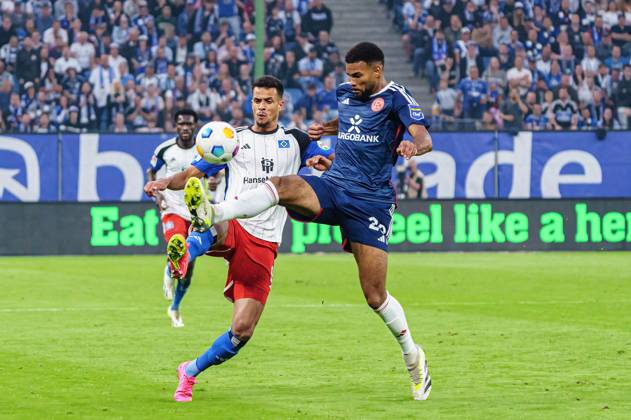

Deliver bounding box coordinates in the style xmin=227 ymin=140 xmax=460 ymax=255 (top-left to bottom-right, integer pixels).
xmin=252 ymin=75 xmax=284 ymax=97
xmin=174 ymin=108 xmax=198 ymax=123
xmin=345 ymin=42 xmax=384 ymax=66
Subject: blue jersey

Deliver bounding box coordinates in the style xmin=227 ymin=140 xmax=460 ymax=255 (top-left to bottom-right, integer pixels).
xmin=323 ymin=81 xmax=429 ymax=203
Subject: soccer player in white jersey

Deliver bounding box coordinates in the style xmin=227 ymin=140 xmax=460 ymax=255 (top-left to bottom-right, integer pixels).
xmin=147 ymin=109 xmax=201 ymax=327
xmin=144 ymin=76 xmax=332 ymax=402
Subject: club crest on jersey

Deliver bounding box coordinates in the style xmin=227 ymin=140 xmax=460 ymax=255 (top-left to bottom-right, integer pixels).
xmin=277 ymin=139 xmax=290 ymax=148
xmin=261 ymin=157 xmax=274 ymax=174
xmin=408 ymin=105 xmax=424 ymax=121
xmin=371 ymin=97 xmax=384 ymax=112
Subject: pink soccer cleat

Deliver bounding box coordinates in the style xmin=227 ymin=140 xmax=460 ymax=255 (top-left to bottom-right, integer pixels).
xmin=167 ymin=234 xmax=189 ymax=279
xmin=173 ymin=361 xmax=197 ymax=402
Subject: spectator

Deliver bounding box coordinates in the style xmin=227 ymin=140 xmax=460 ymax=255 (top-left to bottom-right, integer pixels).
xmin=0 ymin=15 xmax=16 ymax=47
xmin=89 ymin=54 xmax=118 ymax=130
xmin=615 ymin=64 xmax=631 ymax=129
xmin=435 ymin=78 xmax=457 ymax=116
xmin=112 ymin=111 xmax=128 ymax=133
xmin=70 ymin=32 xmax=95 ymax=73
xmin=314 ymin=30 xmax=338 ymax=62
xmin=481 ymin=56 xmax=505 ymax=90
xmin=581 ymin=46 xmax=601 ymax=73
xmin=578 ymin=107 xmax=598 ymax=130
xmin=36 ymin=2 xmax=55 ymax=34
xmin=600 ymin=106 xmax=621 ymax=129
xmin=549 ymin=87 xmax=578 ymax=130
xmin=610 ymin=14 xmax=631 ymax=50
xmin=458 ymin=66 xmax=487 ymax=120
xmin=16 ymin=37 xmax=40 ymax=87
xmin=605 ymin=45 xmax=628 ymax=71
xmin=187 ymin=80 xmax=219 ymax=120
xmin=296 ymin=83 xmax=318 ymax=121
xmin=507 ymin=55 xmax=532 ymax=95
xmin=493 ymin=16 xmax=512 ymax=49
xmin=0 ymin=35 xmax=18 ymax=70
xmin=302 ymin=0 xmax=333 ymax=40
xmin=298 ymin=46 xmax=323 ymax=90
xmin=43 ymin=19 xmax=68 ymax=48
xmin=524 ymin=103 xmax=549 ymax=130
xmin=317 ymin=75 xmax=337 ymax=119
xmin=217 ymin=0 xmax=241 ymax=39
xmin=499 ymin=89 xmax=528 ymax=131
xmin=55 ymin=46 xmax=81 ymax=75
xmin=425 ymin=30 xmax=451 ymax=92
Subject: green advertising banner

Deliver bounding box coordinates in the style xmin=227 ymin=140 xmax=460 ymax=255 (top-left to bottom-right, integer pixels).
xmin=1 ymin=200 xmax=630 ymax=255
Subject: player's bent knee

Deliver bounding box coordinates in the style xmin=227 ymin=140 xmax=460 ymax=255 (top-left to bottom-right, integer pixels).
xmin=231 ymin=319 xmax=255 ymax=341
xmin=363 ymin=290 xmax=387 ymax=310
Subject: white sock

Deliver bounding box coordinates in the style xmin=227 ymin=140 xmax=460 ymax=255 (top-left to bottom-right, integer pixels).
xmin=375 ymin=293 xmax=417 ymax=361
xmin=214 ymin=180 xmax=279 ymax=223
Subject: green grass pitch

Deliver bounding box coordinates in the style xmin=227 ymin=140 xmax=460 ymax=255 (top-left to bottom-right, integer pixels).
xmin=1 ymin=253 xmax=630 ymax=419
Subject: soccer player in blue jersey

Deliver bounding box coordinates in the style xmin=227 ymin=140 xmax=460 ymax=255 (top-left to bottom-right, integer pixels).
xmin=192 ymin=42 xmax=434 ymax=400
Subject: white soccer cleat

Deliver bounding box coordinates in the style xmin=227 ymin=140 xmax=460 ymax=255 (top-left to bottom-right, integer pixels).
xmin=163 ymin=265 xmax=174 ymax=300
xmin=408 ymin=345 xmax=432 ymax=400
xmin=167 ymin=306 xmax=184 ymax=328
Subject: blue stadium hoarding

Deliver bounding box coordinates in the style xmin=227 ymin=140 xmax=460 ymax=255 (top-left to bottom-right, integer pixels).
xmin=1 ymin=131 xmax=631 ymax=201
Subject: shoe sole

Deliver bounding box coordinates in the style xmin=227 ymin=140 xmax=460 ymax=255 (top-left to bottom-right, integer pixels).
xmin=184 ymin=177 xmax=212 ymax=227
xmin=167 ymin=234 xmax=187 ymax=271
xmin=411 ymin=345 xmax=431 ymax=401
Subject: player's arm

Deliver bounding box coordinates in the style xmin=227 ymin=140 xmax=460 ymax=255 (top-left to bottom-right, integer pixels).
xmin=392 ymin=89 xmax=432 ymax=159
xmin=397 ymin=124 xmax=432 ymax=158
xmin=147 ymin=151 xmax=167 ymax=206
xmin=144 ymin=165 xmax=204 ymax=197
xmin=146 ymin=167 xmax=167 ymax=209
xmin=307 ymin=117 xmax=338 ymax=139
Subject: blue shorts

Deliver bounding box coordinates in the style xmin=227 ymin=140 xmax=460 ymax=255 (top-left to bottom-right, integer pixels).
xmin=288 ymin=175 xmax=395 ymax=252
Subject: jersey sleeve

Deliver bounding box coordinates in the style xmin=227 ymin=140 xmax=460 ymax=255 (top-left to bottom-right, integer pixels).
xmin=391 ymin=86 xmax=431 ymax=129
xmin=286 ymin=128 xmax=331 ymax=166
xmin=191 ymin=155 xmax=227 ymax=177
xmin=149 ymin=144 xmax=167 ymax=172
xmin=301 ymin=141 xmax=332 ymax=165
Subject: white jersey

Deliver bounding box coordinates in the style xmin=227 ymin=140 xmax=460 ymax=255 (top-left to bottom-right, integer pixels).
xmin=222 ymin=125 xmax=316 ymax=243
xmin=150 ymin=137 xmax=199 ymax=220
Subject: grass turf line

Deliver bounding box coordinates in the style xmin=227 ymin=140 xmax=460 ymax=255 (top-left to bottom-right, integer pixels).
xmin=0 ymin=253 xmax=630 ymax=419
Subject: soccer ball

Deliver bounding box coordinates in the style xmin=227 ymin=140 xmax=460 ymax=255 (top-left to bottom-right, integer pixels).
xmin=195 ymin=121 xmax=239 ymax=164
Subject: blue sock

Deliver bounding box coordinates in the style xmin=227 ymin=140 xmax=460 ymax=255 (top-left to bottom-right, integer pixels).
xmin=186 ymin=230 xmax=217 ymax=261
xmin=185 ymin=329 xmax=247 ymax=377
xmin=170 ymin=277 xmax=190 ymax=311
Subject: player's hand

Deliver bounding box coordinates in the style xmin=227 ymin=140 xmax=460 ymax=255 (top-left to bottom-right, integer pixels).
xmin=144 ymin=179 xmax=170 ymax=197
xmin=305 ymin=155 xmax=333 ymax=171
xmin=397 ymin=140 xmax=418 ymax=160
xmin=308 ymin=123 xmax=325 ymax=140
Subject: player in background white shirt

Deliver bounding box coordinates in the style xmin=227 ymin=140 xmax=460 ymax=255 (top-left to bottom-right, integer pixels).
xmin=144 ymin=76 xmax=333 ymax=402
xmin=147 ymin=109 xmax=220 ymax=327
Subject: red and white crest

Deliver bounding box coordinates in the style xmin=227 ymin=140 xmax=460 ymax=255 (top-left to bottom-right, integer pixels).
xmin=371 ymin=97 xmax=385 ymax=112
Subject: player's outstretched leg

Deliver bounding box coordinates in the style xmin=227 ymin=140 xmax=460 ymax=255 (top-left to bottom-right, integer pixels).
xmin=351 ymin=242 xmax=432 ymax=400
xmin=166 ymin=231 xmax=215 ymax=328
xmin=174 ymin=298 xmax=263 ymax=402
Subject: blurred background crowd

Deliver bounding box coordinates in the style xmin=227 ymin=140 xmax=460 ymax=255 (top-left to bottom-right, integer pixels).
xmin=386 ymin=0 xmax=631 ymax=131
xmin=0 ymin=0 xmax=338 ymax=133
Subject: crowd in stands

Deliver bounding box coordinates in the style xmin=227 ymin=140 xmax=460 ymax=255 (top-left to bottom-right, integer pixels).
xmin=0 ymin=0 xmax=338 ymax=133
xmin=386 ymin=0 xmax=631 ymax=131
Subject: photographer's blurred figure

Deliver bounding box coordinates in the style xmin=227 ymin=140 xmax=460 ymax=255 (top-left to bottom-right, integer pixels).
xmin=406 ymin=161 xmax=427 ymax=199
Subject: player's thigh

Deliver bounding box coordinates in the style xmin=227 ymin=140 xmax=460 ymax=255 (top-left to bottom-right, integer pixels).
xmin=162 ymin=214 xmax=190 ymax=241
xmin=231 ymin=298 xmax=265 ymax=338
xmin=350 ymin=242 xmax=389 ymax=309
xmin=270 ymin=175 xmax=322 ymax=218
